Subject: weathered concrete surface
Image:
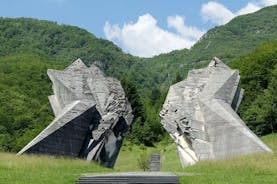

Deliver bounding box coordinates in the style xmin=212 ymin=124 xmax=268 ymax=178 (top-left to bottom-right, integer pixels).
xmin=160 ymin=57 xmax=272 ymax=167
xmin=18 ymin=58 xmax=133 ymax=168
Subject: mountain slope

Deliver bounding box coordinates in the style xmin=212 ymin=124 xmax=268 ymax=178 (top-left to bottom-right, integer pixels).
xmin=134 ymin=5 xmax=277 ymax=91
xmin=1 ymin=6 xmax=276 ymax=93
xmin=190 ymin=5 xmax=277 ymax=62
xmin=0 ymin=17 xmax=136 ymax=78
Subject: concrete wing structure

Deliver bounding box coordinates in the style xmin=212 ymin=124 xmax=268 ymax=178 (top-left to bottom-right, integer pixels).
xmin=160 ymin=57 xmax=272 ymax=167
xmin=18 ymin=58 xmax=133 ymax=168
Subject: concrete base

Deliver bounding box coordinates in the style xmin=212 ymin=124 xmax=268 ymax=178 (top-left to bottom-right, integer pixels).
xmin=77 ymin=172 xmax=179 ymax=184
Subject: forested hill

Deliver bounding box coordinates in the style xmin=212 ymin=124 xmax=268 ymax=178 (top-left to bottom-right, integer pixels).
xmin=0 ymin=5 xmax=276 ymax=92
xmin=190 ymin=5 xmax=277 ymax=62
xmin=0 ymin=17 xmax=136 ymax=79
xmin=136 ymin=5 xmax=277 ymax=91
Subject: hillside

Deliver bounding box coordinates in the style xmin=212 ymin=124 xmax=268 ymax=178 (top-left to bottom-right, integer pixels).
xmin=1 ymin=6 xmax=276 ymax=94
xmin=229 ymin=41 xmax=277 ymax=135
xmin=134 ymin=5 xmax=277 ymax=90
xmin=0 ymin=54 xmax=64 ymax=151
xmin=0 ymin=17 xmax=136 ymax=79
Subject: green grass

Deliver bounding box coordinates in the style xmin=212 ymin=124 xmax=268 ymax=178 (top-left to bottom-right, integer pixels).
xmin=0 ymin=153 xmax=110 ymax=184
xmin=116 ymin=134 xmax=277 ymax=183
xmin=114 ymin=138 xmax=183 ymax=172
xmin=0 ymin=134 xmax=276 ymax=184
xmin=180 ymin=134 xmax=277 ymax=184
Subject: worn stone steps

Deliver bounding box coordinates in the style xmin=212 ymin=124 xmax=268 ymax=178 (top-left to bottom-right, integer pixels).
xmin=77 ymin=172 xmax=179 ymax=184
xmin=149 ymin=153 xmax=161 ymax=171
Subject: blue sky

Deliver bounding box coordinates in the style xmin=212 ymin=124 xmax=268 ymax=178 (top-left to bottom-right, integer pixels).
xmin=0 ymin=0 xmax=276 ymax=57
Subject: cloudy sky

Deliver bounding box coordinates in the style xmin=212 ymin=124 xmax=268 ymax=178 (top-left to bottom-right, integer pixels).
xmin=1 ymin=0 xmax=276 ymax=57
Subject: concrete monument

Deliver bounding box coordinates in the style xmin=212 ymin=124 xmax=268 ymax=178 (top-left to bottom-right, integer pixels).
xmin=160 ymin=57 xmax=272 ymax=167
xmin=18 ymin=58 xmax=133 ymax=168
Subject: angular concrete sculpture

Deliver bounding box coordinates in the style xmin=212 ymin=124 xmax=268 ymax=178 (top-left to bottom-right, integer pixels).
xmin=18 ymin=58 xmax=133 ymax=168
xmin=160 ymin=57 xmax=272 ymax=167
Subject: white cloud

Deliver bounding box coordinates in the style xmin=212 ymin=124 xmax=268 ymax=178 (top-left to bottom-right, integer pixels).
xmin=104 ymin=14 xmax=204 ymax=57
xmin=237 ymin=3 xmax=261 ymax=15
xmin=104 ymin=1 xmax=276 ymax=57
xmin=104 ymin=23 xmax=121 ymax=41
xmin=167 ymin=15 xmax=205 ymax=41
xmin=201 ymin=1 xmax=262 ymax=25
xmin=201 ymin=1 xmax=234 ymax=25
xmin=262 ymin=0 xmax=277 ymax=6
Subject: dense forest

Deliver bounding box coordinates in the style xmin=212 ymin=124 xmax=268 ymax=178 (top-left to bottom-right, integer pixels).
xmin=229 ymin=42 xmax=277 ymax=135
xmin=0 ymin=5 xmax=276 ymax=152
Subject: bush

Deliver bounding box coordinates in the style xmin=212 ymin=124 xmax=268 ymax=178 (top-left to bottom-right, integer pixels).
xmin=137 ymin=151 xmax=150 ymax=171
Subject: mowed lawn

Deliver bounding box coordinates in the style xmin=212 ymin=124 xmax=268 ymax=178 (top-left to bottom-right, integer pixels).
xmin=0 ymin=134 xmax=276 ymax=184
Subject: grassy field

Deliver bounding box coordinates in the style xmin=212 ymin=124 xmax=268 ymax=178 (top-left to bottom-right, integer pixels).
xmin=0 ymin=153 xmax=110 ymax=184
xmin=0 ymin=134 xmax=276 ymax=183
xmin=180 ymin=134 xmax=277 ymax=184
xmin=114 ymin=139 xmax=183 ymax=172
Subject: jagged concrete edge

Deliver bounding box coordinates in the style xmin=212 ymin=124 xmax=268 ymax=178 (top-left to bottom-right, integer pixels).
xmin=17 ymin=100 xmax=95 ymax=155
xmin=234 ymin=88 xmax=244 ymax=112
xmin=48 ymin=95 xmax=61 ymax=117
xmin=211 ymin=70 xmax=272 ymax=152
xmin=202 ymin=66 xmax=272 ymax=153
xmin=205 ymin=99 xmax=272 ymax=152
xmin=47 ymin=69 xmax=79 ymax=97
xmin=65 ymin=58 xmax=88 ymax=71
xmin=214 ymin=70 xmax=240 ymax=104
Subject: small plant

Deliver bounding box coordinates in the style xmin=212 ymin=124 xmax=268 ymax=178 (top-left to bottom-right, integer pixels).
xmin=139 ymin=144 xmax=147 ymax=150
xmin=127 ymin=146 xmax=132 ymax=151
xmin=137 ymin=151 xmax=150 ymax=171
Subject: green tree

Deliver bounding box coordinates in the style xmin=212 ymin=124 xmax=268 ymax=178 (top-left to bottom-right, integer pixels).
xmin=121 ymin=78 xmax=144 ymax=121
xmin=150 ymin=88 xmax=161 ymax=105
xmin=229 ymin=41 xmax=277 ymax=135
xmin=173 ymin=71 xmax=183 ymax=84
